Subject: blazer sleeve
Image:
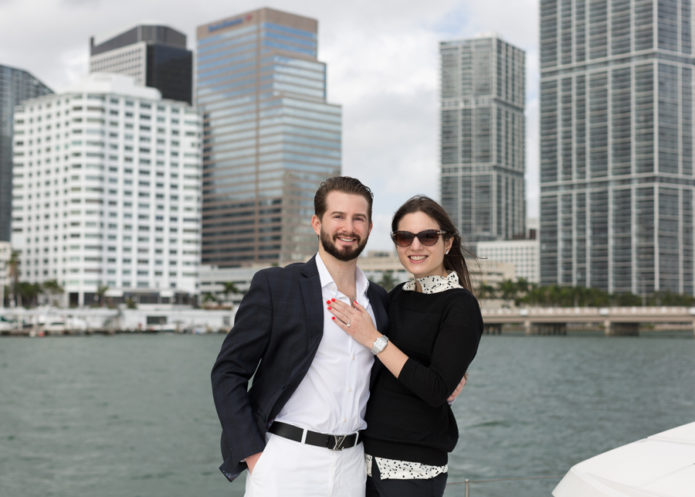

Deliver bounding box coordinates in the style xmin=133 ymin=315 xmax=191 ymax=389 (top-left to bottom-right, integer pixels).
xmin=397 ymin=291 xmax=483 ymax=407
xmin=211 ymin=269 xmax=273 ymax=473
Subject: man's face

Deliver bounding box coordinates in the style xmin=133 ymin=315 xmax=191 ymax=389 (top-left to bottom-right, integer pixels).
xmin=312 ymin=191 xmax=372 ymax=262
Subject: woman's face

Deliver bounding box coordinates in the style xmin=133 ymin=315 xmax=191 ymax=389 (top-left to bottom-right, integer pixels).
xmin=394 ymin=211 xmax=452 ymax=279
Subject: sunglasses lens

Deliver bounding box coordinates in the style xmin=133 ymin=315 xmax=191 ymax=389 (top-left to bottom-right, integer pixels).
xmin=393 ymin=230 xmax=444 ymax=246
xmin=419 ymin=230 xmax=441 ymax=246
xmin=393 ymin=232 xmax=414 ymax=247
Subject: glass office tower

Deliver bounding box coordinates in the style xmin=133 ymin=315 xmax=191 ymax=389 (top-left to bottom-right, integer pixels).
xmin=0 ymin=65 xmax=52 ymax=241
xmin=540 ymin=0 xmax=695 ymax=295
xmin=440 ymin=36 xmax=526 ymax=245
xmin=197 ymin=8 xmax=341 ymax=267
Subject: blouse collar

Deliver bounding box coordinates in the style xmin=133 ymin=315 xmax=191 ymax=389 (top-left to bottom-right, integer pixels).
xmin=403 ymin=272 xmax=462 ymax=294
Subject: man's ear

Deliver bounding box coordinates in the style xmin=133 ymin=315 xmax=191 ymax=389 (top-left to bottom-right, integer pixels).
xmin=311 ymin=214 xmax=321 ymax=236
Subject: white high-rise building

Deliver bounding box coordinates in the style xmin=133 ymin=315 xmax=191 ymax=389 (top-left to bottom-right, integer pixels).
xmin=11 ymin=73 xmax=202 ymax=306
xmin=475 ymin=239 xmax=540 ymax=284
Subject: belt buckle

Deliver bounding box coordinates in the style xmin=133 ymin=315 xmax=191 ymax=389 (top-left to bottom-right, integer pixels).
xmin=331 ymin=435 xmax=347 ymax=450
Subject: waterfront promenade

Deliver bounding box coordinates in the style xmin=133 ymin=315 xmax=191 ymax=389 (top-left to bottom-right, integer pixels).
xmin=483 ymin=306 xmax=695 ymax=335
xmin=3 ymin=305 xmax=695 ymax=337
xmin=0 ymin=306 xmax=234 ymax=336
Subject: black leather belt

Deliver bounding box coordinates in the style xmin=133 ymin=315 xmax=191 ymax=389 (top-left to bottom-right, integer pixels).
xmin=269 ymin=421 xmax=361 ymax=451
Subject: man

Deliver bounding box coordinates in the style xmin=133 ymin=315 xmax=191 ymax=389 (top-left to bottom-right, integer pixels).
xmin=211 ymin=177 xmax=389 ymax=497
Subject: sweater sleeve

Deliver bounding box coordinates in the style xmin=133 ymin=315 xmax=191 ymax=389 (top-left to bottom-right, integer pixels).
xmin=396 ymin=291 xmax=483 ymax=407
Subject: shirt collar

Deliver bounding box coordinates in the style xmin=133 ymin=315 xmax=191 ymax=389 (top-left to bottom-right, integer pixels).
xmin=403 ymin=272 xmax=462 ymax=294
xmin=315 ymin=252 xmax=370 ymax=304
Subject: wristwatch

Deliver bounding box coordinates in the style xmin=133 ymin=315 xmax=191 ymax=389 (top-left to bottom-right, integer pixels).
xmin=371 ymin=335 xmax=389 ymax=355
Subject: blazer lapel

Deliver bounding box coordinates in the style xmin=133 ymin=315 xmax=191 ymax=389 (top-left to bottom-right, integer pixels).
xmin=299 ymin=256 xmax=324 ymax=350
xmin=367 ymin=283 xmax=388 ymax=332
xmin=367 ymin=282 xmax=388 ymax=387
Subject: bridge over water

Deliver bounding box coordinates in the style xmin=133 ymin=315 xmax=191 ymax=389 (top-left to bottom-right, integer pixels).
xmin=481 ymin=307 xmax=695 ymax=336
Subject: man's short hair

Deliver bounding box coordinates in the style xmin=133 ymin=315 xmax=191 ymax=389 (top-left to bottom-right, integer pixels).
xmin=314 ymin=176 xmax=373 ymax=222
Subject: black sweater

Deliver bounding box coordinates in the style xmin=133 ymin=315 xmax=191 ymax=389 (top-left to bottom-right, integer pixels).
xmin=363 ymin=283 xmax=483 ymax=466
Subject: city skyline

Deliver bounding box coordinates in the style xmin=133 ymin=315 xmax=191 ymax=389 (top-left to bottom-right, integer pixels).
xmin=0 ymin=0 xmax=539 ymax=251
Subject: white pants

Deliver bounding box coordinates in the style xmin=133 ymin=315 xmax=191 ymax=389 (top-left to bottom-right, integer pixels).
xmin=244 ymin=433 xmax=366 ymax=497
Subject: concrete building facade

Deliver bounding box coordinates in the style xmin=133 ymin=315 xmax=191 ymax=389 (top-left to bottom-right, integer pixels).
xmin=440 ymin=36 xmax=526 ymax=244
xmin=476 ymin=239 xmax=540 ymax=283
xmin=540 ymin=0 xmax=695 ymax=295
xmin=11 ymin=74 xmax=201 ymax=306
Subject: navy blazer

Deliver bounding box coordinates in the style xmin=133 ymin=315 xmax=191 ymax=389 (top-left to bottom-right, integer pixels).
xmin=211 ymin=256 xmax=389 ymax=482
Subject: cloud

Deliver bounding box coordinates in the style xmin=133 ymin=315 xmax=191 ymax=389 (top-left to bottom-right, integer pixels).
xmin=61 ymin=0 xmax=101 ymax=6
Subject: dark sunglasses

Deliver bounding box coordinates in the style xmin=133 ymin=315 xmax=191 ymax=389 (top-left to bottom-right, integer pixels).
xmin=391 ymin=230 xmax=448 ymax=247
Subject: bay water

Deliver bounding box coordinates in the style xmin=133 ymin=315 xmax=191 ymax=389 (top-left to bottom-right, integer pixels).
xmin=1 ymin=333 xmax=693 ymax=497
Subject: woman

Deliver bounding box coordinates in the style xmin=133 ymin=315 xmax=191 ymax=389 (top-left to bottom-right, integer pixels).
xmin=327 ymin=195 xmax=483 ymax=497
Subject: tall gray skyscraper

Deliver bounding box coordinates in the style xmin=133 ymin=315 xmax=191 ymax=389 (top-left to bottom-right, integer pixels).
xmin=90 ymin=25 xmax=193 ymax=104
xmin=0 ymin=65 xmax=52 ymax=241
xmin=440 ymin=36 xmax=526 ymax=244
xmin=540 ymin=0 xmax=695 ymax=295
xmin=196 ymin=8 xmax=341 ymax=267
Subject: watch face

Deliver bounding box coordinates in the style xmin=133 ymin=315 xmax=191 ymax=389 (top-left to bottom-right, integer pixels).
xmin=372 ymin=336 xmax=388 ymax=354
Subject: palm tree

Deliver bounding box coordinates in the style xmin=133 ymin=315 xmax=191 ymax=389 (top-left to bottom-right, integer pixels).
xmin=16 ymin=282 xmax=41 ymax=308
xmin=498 ymin=279 xmax=518 ymax=302
xmin=42 ymin=279 xmax=64 ymax=307
xmin=202 ymin=292 xmax=218 ymax=308
xmin=612 ymin=292 xmax=641 ymax=306
xmin=377 ymin=271 xmax=398 ymax=291
xmin=8 ymin=250 xmax=20 ymax=307
xmin=476 ymin=282 xmax=497 ymax=300
xmin=222 ymin=282 xmax=240 ymax=306
xmin=96 ymin=285 xmax=109 ymax=307
xmin=516 ymin=277 xmax=531 ymax=295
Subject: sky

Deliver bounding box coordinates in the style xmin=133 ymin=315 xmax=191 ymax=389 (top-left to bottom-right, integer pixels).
xmin=0 ymin=0 xmax=539 ymax=251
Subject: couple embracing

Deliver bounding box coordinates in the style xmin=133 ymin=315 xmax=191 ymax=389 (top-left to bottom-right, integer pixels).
xmin=211 ymin=176 xmax=483 ymax=497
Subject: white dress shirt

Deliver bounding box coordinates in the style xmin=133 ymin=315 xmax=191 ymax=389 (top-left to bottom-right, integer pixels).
xmin=274 ymin=253 xmax=376 ymax=435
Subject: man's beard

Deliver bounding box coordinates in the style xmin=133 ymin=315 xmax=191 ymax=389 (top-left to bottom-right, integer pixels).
xmin=320 ymin=228 xmax=368 ymax=262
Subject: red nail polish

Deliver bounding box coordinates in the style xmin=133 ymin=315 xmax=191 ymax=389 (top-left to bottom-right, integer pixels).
xmin=327 ymin=306 xmax=331 ymax=310
xmin=331 ymin=316 xmax=335 ymax=320
xmin=331 ymin=298 xmax=336 ymax=302
xmin=326 ymin=300 xmax=331 ymax=304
